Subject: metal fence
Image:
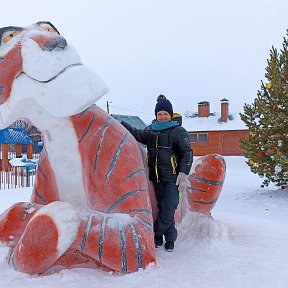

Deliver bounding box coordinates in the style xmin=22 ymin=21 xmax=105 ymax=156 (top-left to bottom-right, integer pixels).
xmin=0 ymin=166 xmax=36 ymax=189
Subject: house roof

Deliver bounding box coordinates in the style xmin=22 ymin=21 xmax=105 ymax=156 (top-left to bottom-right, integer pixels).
xmin=182 ymin=111 xmax=248 ymax=132
xmin=0 ymin=128 xmax=32 ymax=144
xmin=112 ymin=114 xmax=147 ymax=129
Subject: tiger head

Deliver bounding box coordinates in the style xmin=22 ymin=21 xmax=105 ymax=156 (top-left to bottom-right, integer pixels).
xmin=0 ymin=21 xmax=108 ymax=129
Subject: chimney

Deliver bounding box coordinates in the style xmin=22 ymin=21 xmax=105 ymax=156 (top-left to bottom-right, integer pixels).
xmin=220 ymin=98 xmax=229 ymax=122
xmin=197 ymin=101 xmax=210 ymax=117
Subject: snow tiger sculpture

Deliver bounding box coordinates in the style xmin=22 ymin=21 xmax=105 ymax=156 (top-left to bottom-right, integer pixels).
xmin=0 ymin=22 xmax=226 ymax=275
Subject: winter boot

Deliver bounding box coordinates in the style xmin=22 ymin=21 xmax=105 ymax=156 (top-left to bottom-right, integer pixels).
xmin=164 ymin=241 xmax=174 ymax=252
xmin=154 ymin=235 xmax=163 ymax=248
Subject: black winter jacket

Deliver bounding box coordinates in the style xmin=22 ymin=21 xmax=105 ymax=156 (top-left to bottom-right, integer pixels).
xmin=121 ymin=121 xmax=193 ymax=183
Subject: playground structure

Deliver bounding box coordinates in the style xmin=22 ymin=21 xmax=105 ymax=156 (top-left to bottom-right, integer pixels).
xmin=0 ymin=128 xmax=38 ymax=189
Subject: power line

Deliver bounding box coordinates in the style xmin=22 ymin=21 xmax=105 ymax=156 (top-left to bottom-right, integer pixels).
xmin=97 ymin=103 xmax=154 ymax=120
xmin=96 ymin=103 xmax=153 ymax=124
xmin=109 ymin=105 xmax=154 ymax=116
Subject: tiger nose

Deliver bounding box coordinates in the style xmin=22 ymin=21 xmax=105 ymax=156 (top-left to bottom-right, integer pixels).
xmin=43 ymin=36 xmax=67 ymax=51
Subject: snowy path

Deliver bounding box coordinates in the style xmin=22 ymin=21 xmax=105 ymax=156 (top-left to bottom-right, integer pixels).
xmin=0 ymin=157 xmax=288 ymax=288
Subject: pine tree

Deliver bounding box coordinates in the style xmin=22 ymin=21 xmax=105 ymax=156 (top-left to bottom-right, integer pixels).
xmin=240 ymin=29 xmax=288 ymax=188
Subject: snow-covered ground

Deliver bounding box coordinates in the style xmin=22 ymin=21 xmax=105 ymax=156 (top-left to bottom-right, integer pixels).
xmin=0 ymin=156 xmax=288 ymax=288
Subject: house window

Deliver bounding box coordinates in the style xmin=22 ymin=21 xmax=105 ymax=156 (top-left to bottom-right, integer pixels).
xmin=189 ymin=133 xmax=208 ymax=143
xmin=189 ymin=134 xmax=197 ymax=142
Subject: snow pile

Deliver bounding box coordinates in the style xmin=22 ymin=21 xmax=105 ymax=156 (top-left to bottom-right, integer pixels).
xmin=178 ymin=211 xmax=229 ymax=243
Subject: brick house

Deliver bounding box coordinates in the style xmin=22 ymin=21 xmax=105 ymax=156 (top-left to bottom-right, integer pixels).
xmin=182 ymin=99 xmax=249 ymax=156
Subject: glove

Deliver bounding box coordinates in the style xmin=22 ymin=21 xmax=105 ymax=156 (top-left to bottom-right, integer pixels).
xmin=176 ymin=172 xmax=190 ymax=195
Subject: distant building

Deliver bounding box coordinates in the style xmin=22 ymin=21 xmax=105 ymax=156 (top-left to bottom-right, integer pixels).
xmin=111 ymin=114 xmax=147 ymax=129
xmin=182 ymin=99 xmax=249 ymax=156
xmin=9 ymin=120 xmax=42 ymax=153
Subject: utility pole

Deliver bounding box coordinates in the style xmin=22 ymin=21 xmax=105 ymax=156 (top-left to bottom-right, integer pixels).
xmin=106 ymin=101 xmax=111 ymax=114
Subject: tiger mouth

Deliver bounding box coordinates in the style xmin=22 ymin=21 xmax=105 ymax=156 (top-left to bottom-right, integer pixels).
xmin=22 ymin=63 xmax=83 ymax=83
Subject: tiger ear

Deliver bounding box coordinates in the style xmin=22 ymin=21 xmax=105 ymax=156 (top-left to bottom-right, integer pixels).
xmin=36 ymin=21 xmax=60 ymax=35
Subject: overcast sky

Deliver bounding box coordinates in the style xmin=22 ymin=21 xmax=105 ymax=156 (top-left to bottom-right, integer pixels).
xmin=2 ymin=0 xmax=288 ymax=123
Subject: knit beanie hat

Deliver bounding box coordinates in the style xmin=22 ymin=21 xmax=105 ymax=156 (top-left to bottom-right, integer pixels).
xmin=154 ymin=95 xmax=173 ymax=117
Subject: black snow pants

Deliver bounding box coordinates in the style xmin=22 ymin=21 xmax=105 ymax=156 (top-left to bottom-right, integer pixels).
xmin=153 ymin=181 xmax=180 ymax=242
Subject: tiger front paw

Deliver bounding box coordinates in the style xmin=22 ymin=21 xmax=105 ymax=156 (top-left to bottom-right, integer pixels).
xmin=11 ymin=201 xmax=80 ymax=274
